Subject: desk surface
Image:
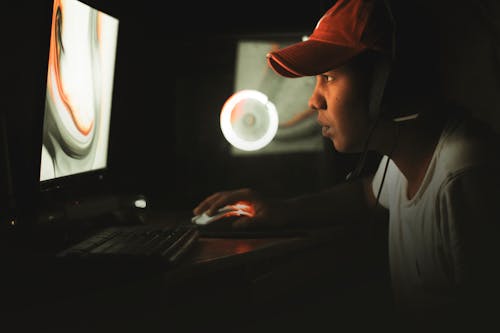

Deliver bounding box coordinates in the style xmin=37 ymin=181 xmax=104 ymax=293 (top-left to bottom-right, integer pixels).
xmin=0 ymin=209 xmax=391 ymax=332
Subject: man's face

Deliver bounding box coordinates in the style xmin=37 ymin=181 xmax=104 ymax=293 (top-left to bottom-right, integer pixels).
xmin=310 ymin=61 xmax=372 ymax=153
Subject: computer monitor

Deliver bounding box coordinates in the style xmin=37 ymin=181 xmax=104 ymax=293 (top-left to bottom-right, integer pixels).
xmin=39 ymin=0 xmax=119 ymax=193
xmin=221 ymin=34 xmax=323 ymax=156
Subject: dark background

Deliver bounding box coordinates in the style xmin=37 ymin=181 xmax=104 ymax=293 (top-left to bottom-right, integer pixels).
xmin=0 ymin=2 xmax=499 ymax=331
xmin=2 ymin=0 xmax=500 ymax=225
xmin=0 ymin=0 xmax=352 ymax=225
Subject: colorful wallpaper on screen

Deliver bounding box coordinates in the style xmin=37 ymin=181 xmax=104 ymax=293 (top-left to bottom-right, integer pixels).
xmin=40 ymin=0 xmax=119 ymax=181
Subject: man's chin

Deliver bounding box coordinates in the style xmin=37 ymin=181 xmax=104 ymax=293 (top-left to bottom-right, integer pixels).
xmin=333 ymin=142 xmax=364 ymax=154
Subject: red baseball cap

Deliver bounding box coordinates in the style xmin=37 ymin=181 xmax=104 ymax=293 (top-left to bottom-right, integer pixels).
xmin=267 ymin=0 xmax=394 ymax=78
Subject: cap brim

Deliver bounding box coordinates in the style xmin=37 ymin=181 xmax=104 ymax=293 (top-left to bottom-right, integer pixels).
xmin=267 ymin=39 xmax=364 ymax=78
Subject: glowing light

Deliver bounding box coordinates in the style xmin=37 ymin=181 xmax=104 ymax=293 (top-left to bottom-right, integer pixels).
xmin=226 ymin=201 xmax=255 ymax=217
xmin=220 ymin=89 xmax=279 ymax=151
xmin=134 ymin=199 xmax=147 ymax=209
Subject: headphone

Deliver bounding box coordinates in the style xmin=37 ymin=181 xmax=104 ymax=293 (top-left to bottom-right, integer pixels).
xmin=371 ymin=0 xmax=421 ymax=123
xmin=346 ymin=0 xmax=414 ymax=182
xmin=368 ymin=0 xmax=396 ymax=121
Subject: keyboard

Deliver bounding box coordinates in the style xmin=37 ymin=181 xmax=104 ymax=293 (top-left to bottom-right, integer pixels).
xmin=56 ymin=222 xmax=199 ymax=267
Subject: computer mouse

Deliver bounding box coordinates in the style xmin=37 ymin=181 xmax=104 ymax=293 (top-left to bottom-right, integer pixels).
xmin=194 ymin=215 xmax=244 ymax=234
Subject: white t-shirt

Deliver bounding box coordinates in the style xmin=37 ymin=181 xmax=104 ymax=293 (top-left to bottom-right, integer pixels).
xmin=372 ymin=112 xmax=500 ymax=312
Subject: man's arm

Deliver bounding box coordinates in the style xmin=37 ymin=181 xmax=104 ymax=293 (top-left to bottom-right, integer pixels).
xmin=193 ymin=176 xmax=379 ymax=229
xmin=281 ymin=176 xmax=378 ymax=228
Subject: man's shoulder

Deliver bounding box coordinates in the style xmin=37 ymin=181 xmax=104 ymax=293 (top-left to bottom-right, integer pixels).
xmin=436 ymin=111 xmax=500 ymax=176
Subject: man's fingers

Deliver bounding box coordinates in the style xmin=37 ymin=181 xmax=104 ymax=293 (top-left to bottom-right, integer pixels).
xmin=193 ymin=188 xmax=258 ymax=217
xmin=193 ymin=191 xmax=237 ymax=216
xmin=205 ymin=191 xmax=254 ymax=216
xmin=193 ymin=192 xmax=224 ymax=215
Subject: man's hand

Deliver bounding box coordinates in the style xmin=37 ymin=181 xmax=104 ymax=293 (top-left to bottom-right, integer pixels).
xmin=193 ymin=188 xmax=288 ymax=229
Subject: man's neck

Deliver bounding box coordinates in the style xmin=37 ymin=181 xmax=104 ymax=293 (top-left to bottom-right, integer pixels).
xmin=371 ymin=98 xmax=448 ymax=200
xmin=390 ymin=113 xmax=446 ymax=199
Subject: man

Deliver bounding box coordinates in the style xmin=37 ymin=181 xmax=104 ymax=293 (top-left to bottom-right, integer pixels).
xmin=194 ymin=0 xmax=500 ymax=324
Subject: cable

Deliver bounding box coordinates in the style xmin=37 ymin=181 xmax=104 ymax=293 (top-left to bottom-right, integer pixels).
xmin=373 ymin=122 xmax=399 ymax=214
xmin=348 ymin=0 xmax=396 ymax=181
xmin=374 ymin=151 xmax=390 ymax=210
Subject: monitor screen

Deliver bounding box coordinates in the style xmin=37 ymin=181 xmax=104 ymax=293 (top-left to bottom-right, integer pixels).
xmin=222 ymin=36 xmax=323 ymax=156
xmin=40 ymin=0 xmax=119 ymax=185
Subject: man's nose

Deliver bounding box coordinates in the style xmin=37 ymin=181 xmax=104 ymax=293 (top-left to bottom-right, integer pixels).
xmin=308 ymin=88 xmax=325 ymax=112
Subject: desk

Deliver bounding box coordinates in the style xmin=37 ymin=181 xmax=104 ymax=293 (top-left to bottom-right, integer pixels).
xmin=0 ymin=211 xmax=391 ymax=332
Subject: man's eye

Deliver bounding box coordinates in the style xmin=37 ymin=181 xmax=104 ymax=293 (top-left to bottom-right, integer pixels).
xmin=322 ymin=74 xmax=336 ymax=82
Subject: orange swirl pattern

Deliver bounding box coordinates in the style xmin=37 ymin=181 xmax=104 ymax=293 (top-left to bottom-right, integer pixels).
xmin=47 ymin=0 xmax=94 ymax=136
